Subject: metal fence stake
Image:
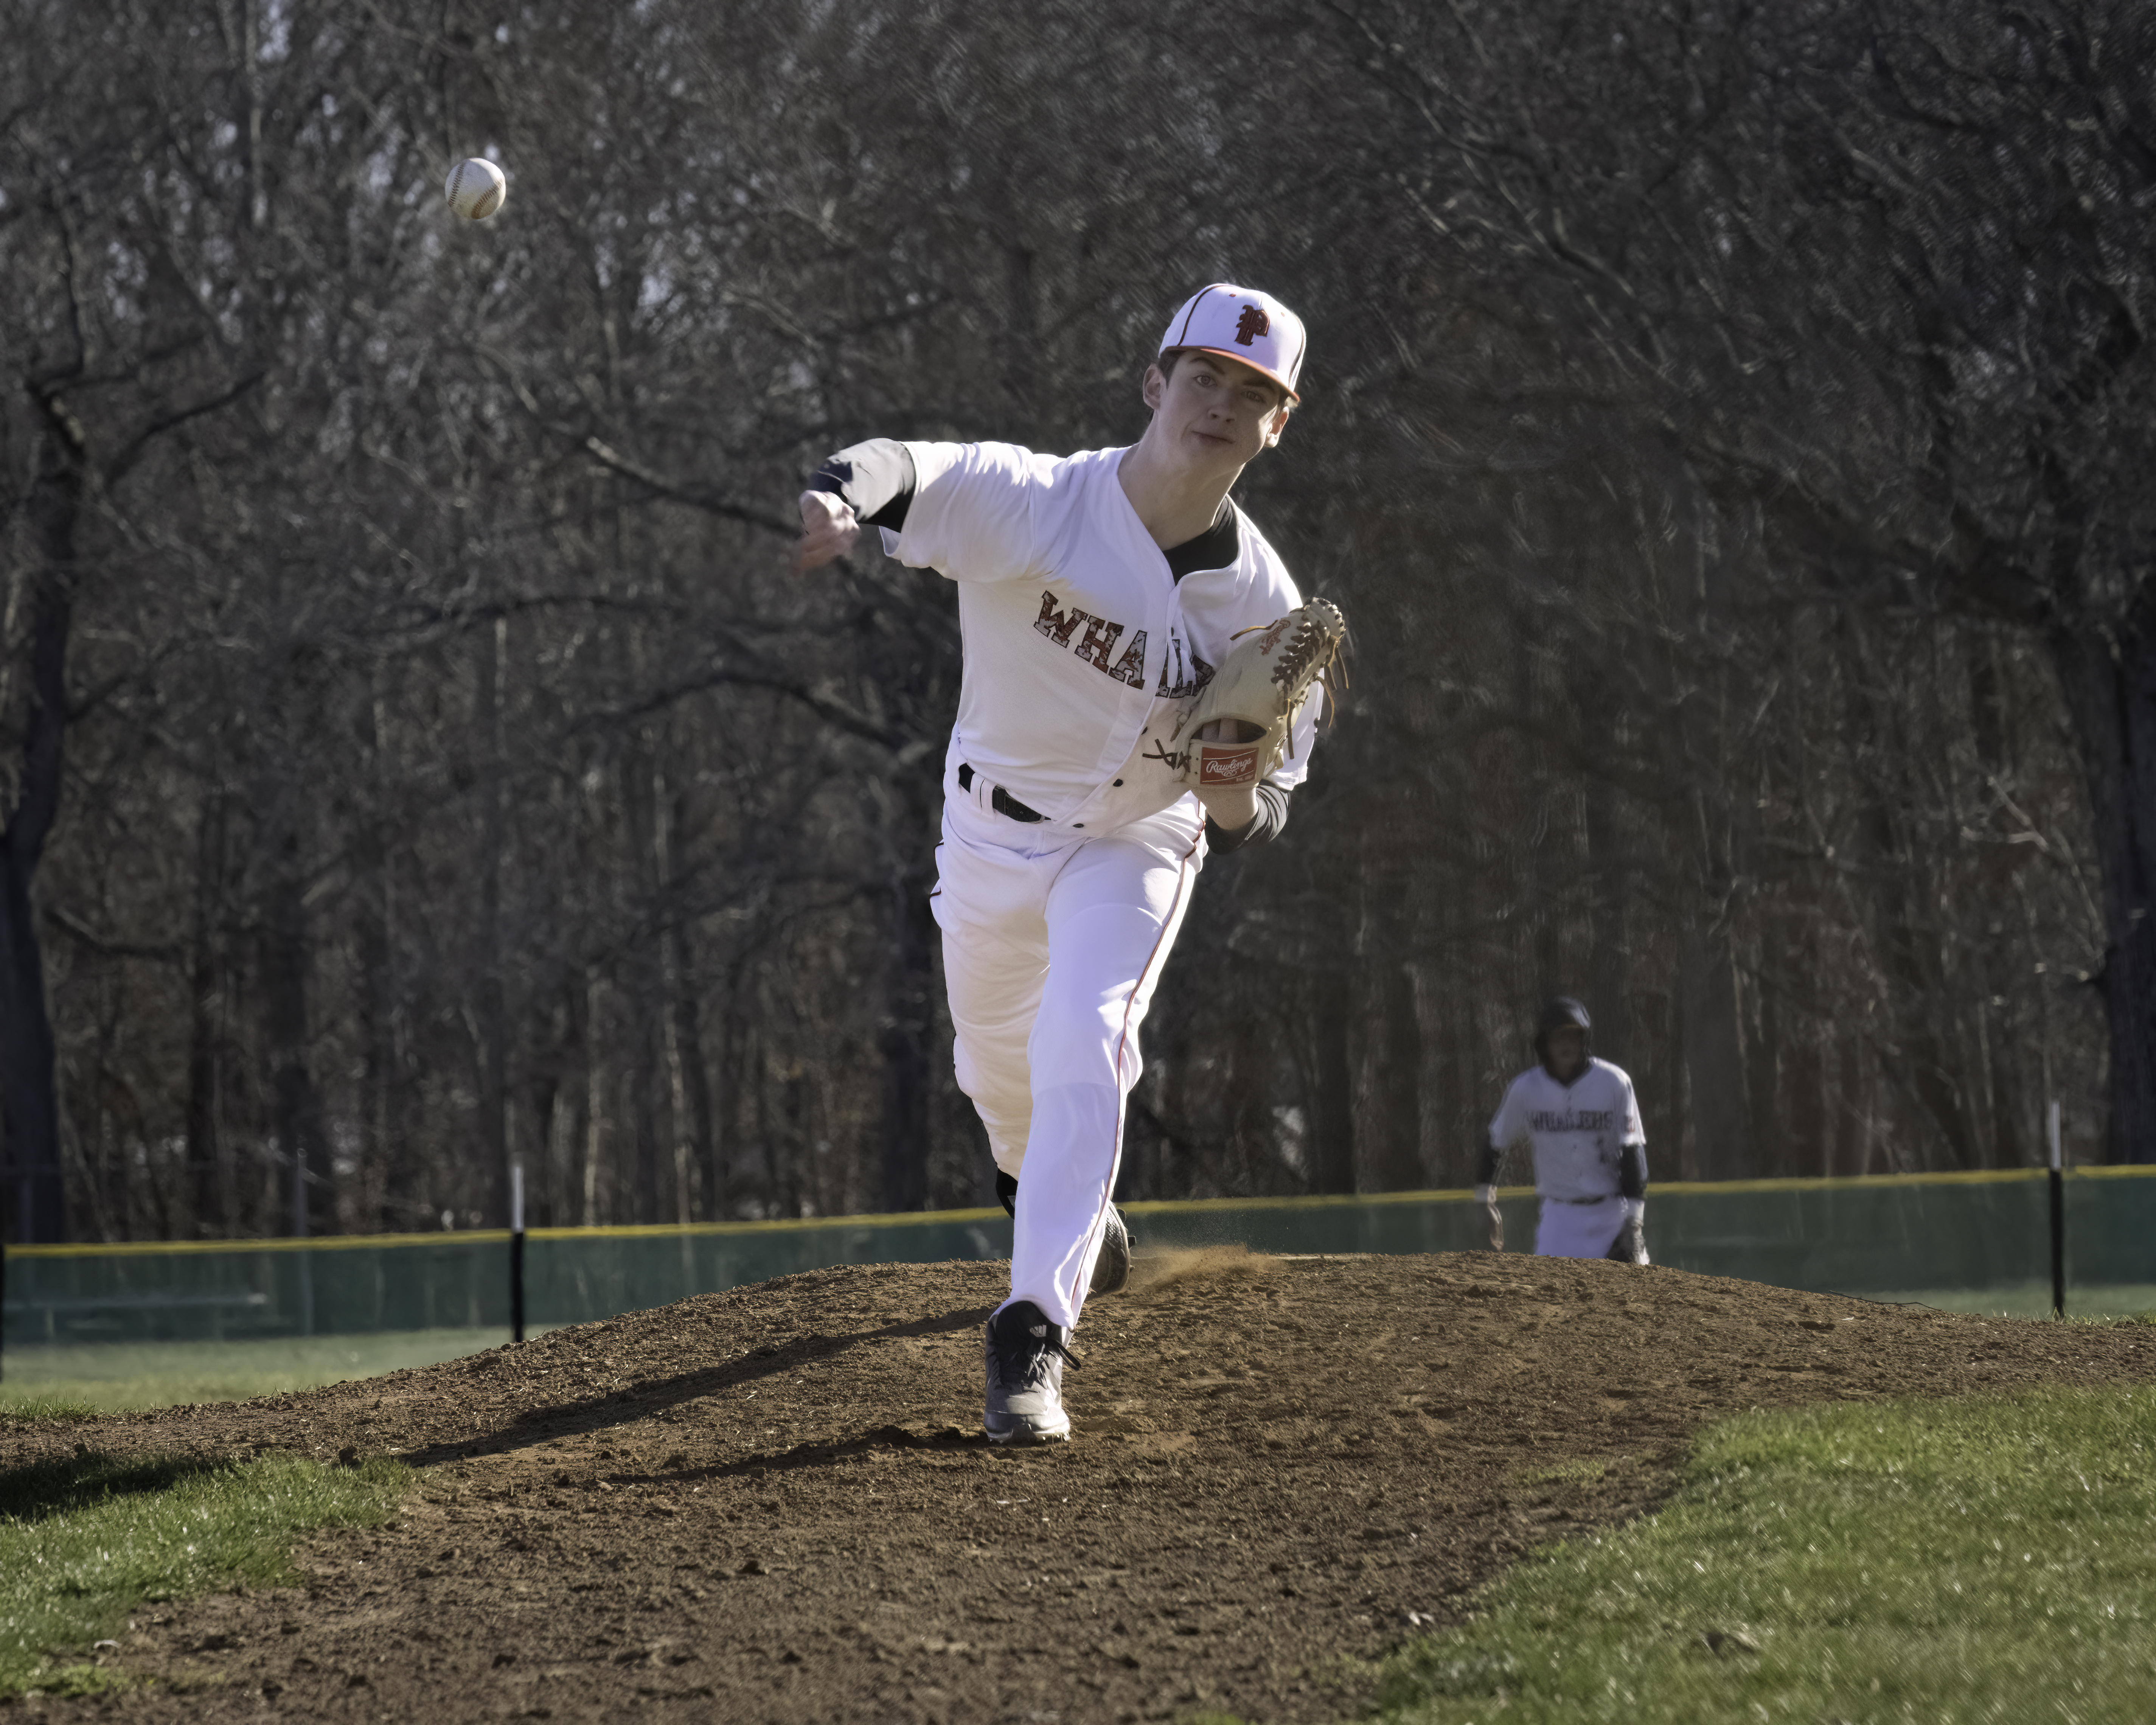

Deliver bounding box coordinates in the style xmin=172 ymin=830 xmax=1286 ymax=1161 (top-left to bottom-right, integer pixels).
xmin=510 ymin=1162 xmax=526 ymax=1346
xmin=2049 ymin=1101 xmax=2066 ymax=1322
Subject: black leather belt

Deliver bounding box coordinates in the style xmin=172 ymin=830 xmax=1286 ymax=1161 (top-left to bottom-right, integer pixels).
xmin=957 ymin=762 xmax=1044 ymax=823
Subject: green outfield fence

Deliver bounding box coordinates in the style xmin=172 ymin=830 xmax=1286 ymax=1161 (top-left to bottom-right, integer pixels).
xmin=5 ymin=1167 xmax=2155 ymax=1349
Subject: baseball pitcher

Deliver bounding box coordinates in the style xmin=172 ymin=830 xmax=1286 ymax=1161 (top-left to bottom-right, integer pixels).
xmin=793 ymin=285 xmax=1342 ymax=1443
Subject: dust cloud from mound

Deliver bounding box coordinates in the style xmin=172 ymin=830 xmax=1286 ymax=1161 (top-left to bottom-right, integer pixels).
xmin=1124 ymin=1242 xmax=1285 ymax=1297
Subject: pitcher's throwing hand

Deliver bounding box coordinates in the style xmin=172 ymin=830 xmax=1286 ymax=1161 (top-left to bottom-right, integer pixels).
xmin=793 ymin=488 xmax=861 ymax=572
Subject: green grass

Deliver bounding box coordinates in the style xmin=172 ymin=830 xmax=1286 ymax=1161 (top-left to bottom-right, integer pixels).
xmin=1509 ymin=1459 xmax=1611 ymax=1490
xmin=1372 ymin=1386 xmax=2156 ymax=1723
xmin=0 ymin=1450 xmax=407 ymax=1696
xmin=0 ymin=1396 xmax=102 ymax=1422
xmin=0 ymin=1327 xmax=530 ymax=1415
xmin=1866 ymin=1282 xmax=2156 ymax=1320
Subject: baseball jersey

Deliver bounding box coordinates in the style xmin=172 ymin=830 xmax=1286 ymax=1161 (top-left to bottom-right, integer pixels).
xmin=1487 ymin=1058 xmax=1647 ymax=1201
xmin=881 ymin=440 xmax=1322 ymax=833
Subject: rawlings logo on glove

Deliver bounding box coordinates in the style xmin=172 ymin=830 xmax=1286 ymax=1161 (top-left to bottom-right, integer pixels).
xmin=1165 ymin=598 xmax=1347 ymax=787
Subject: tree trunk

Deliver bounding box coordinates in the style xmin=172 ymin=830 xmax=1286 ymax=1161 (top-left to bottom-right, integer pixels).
xmin=669 ymin=970 xmax=716 ymax=1217
xmin=1784 ymin=1015 xmax=1827 ymax=1178
xmin=1749 ymin=961 xmax=1788 ymax=1179
xmin=1671 ymin=482 xmax=1753 ymax=1180
xmin=705 ymin=967 xmax=739 ymax=1218
xmin=1 ymin=413 xmax=81 ymax=1243
xmin=354 ymin=678 xmax=409 ymax=1232
xmin=878 ymin=866 xmax=935 ymax=1213
xmin=659 ymin=773 xmax=717 ymax=1221
xmin=1679 ymin=918 xmax=1749 ymax=1180
xmin=2050 ymin=609 xmax=2156 ymax=1164
xmin=624 ymin=754 xmax=663 ymax=1226
xmin=1359 ymin=961 xmax=1424 ymax=1191
xmin=185 ymin=785 xmax=228 ymax=1232
xmin=651 ymin=762 xmax=711 ymax=1223
xmin=261 ymin=792 xmax=328 ymax=1235
xmin=1515 ymin=643 xmax=1562 ymax=993
xmin=1834 ymin=1037 xmax=1870 ymax=1176
xmin=1583 ymin=756 xmax=1633 ymax=1069
xmin=1874 ymin=862 xmax=1979 ymax=1168
xmin=476 ymin=617 xmax=510 ymax=1223
xmin=1409 ymin=960 xmax=1453 ymax=1187
xmin=1306 ymin=970 xmax=1357 ymax=1192
xmin=580 ymin=968 xmax=606 ymax=1224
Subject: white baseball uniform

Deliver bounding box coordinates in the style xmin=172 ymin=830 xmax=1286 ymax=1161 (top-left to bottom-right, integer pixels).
xmin=870 ymin=439 xmax=1321 ymax=1329
xmin=1487 ymin=1057 xmax=1647 ymax=1259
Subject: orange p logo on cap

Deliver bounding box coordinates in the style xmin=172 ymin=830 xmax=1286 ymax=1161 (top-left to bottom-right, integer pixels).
xmin=1160 ymin=284 xmax=1306 ymax=400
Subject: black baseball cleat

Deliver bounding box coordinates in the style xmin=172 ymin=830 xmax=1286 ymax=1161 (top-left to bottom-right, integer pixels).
xmin=982 ymin=1300 xmax=1078 ymax=1445
xmin=1090 ymin=1204 xmax=1131 ymax=1296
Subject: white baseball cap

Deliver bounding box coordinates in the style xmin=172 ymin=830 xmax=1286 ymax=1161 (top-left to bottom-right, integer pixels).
xmin=1158 ymin=283 xmax=1307 ymax=401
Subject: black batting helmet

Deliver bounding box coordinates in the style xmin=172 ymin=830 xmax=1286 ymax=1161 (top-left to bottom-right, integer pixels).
xmin=1533 ymin=996 xmax=1592 ymax=1059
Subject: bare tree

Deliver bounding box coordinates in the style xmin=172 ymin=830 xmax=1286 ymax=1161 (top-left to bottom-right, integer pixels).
xmin=1 ymin=0 xmax=2131 ymax=1254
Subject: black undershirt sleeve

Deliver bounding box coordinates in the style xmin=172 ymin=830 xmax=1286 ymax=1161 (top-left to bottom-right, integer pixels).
xmin=1475 ymin=1142 xmax=1504 ymax=1187
xmin=1205 ymin=781 xmax=1290 ymax=853
xmin=807 ymin=438 xmax=917 ymax=530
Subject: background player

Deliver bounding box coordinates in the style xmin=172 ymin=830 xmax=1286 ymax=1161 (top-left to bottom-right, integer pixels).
xmin=1478 ymin=997 xmax=1649 ymax=1263
xmin=792 ymin=283 xmax=1325 ymax=1442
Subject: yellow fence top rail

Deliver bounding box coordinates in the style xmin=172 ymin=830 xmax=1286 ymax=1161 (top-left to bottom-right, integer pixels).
xmin=6 ymin=1162 xmax=2145 ymax=1259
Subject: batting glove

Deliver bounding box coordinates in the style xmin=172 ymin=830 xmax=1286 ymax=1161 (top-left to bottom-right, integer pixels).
xmin=1475 ymin=1183 xmax=1504 ymax=1251
xmin=1609 ymin=1198 xmax=1649 ymax=1265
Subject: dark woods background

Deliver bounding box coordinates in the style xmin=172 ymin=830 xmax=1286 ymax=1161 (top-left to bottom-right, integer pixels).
xmin=3 ymin=0 xmax=2151 ymax=1244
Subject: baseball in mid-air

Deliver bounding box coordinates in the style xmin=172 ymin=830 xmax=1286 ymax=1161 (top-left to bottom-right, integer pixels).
xmin=444 ymin=158 xmax=506 ymax=221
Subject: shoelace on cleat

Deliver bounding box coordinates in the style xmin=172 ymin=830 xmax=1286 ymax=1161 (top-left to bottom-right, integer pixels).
xmin=996 ymin=1316 xmax=1083 ymax=1386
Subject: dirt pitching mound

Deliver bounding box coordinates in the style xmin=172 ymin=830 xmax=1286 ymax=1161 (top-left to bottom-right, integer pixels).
xmin=5 ymin=1252 xmax=2152 ymax=1723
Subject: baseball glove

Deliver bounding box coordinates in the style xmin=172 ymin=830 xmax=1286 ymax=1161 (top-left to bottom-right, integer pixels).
xmin=1167 ymin=597 xmax=1347 ymax=789
xmin=1608 ymin=1205 xmax=1649 ymax=1265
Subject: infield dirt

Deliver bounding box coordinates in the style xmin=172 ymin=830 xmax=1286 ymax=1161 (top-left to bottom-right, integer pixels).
xmin=4 ymin=1249 xmax=2152 ymax=1723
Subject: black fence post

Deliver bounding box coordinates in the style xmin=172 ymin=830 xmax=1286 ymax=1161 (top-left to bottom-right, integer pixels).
xmin=2048 ymin=1102 xmax=2066 ymax=1322
xmin=510 ymin=1161 xmax=527 ymax=1345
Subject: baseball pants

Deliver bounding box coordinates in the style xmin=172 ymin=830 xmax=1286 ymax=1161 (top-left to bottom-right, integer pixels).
xmin=933 ymin=786 xmax=1204 ymax=1330
xmin=1533 ymin=1195 xmax=1628 ymax=1259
